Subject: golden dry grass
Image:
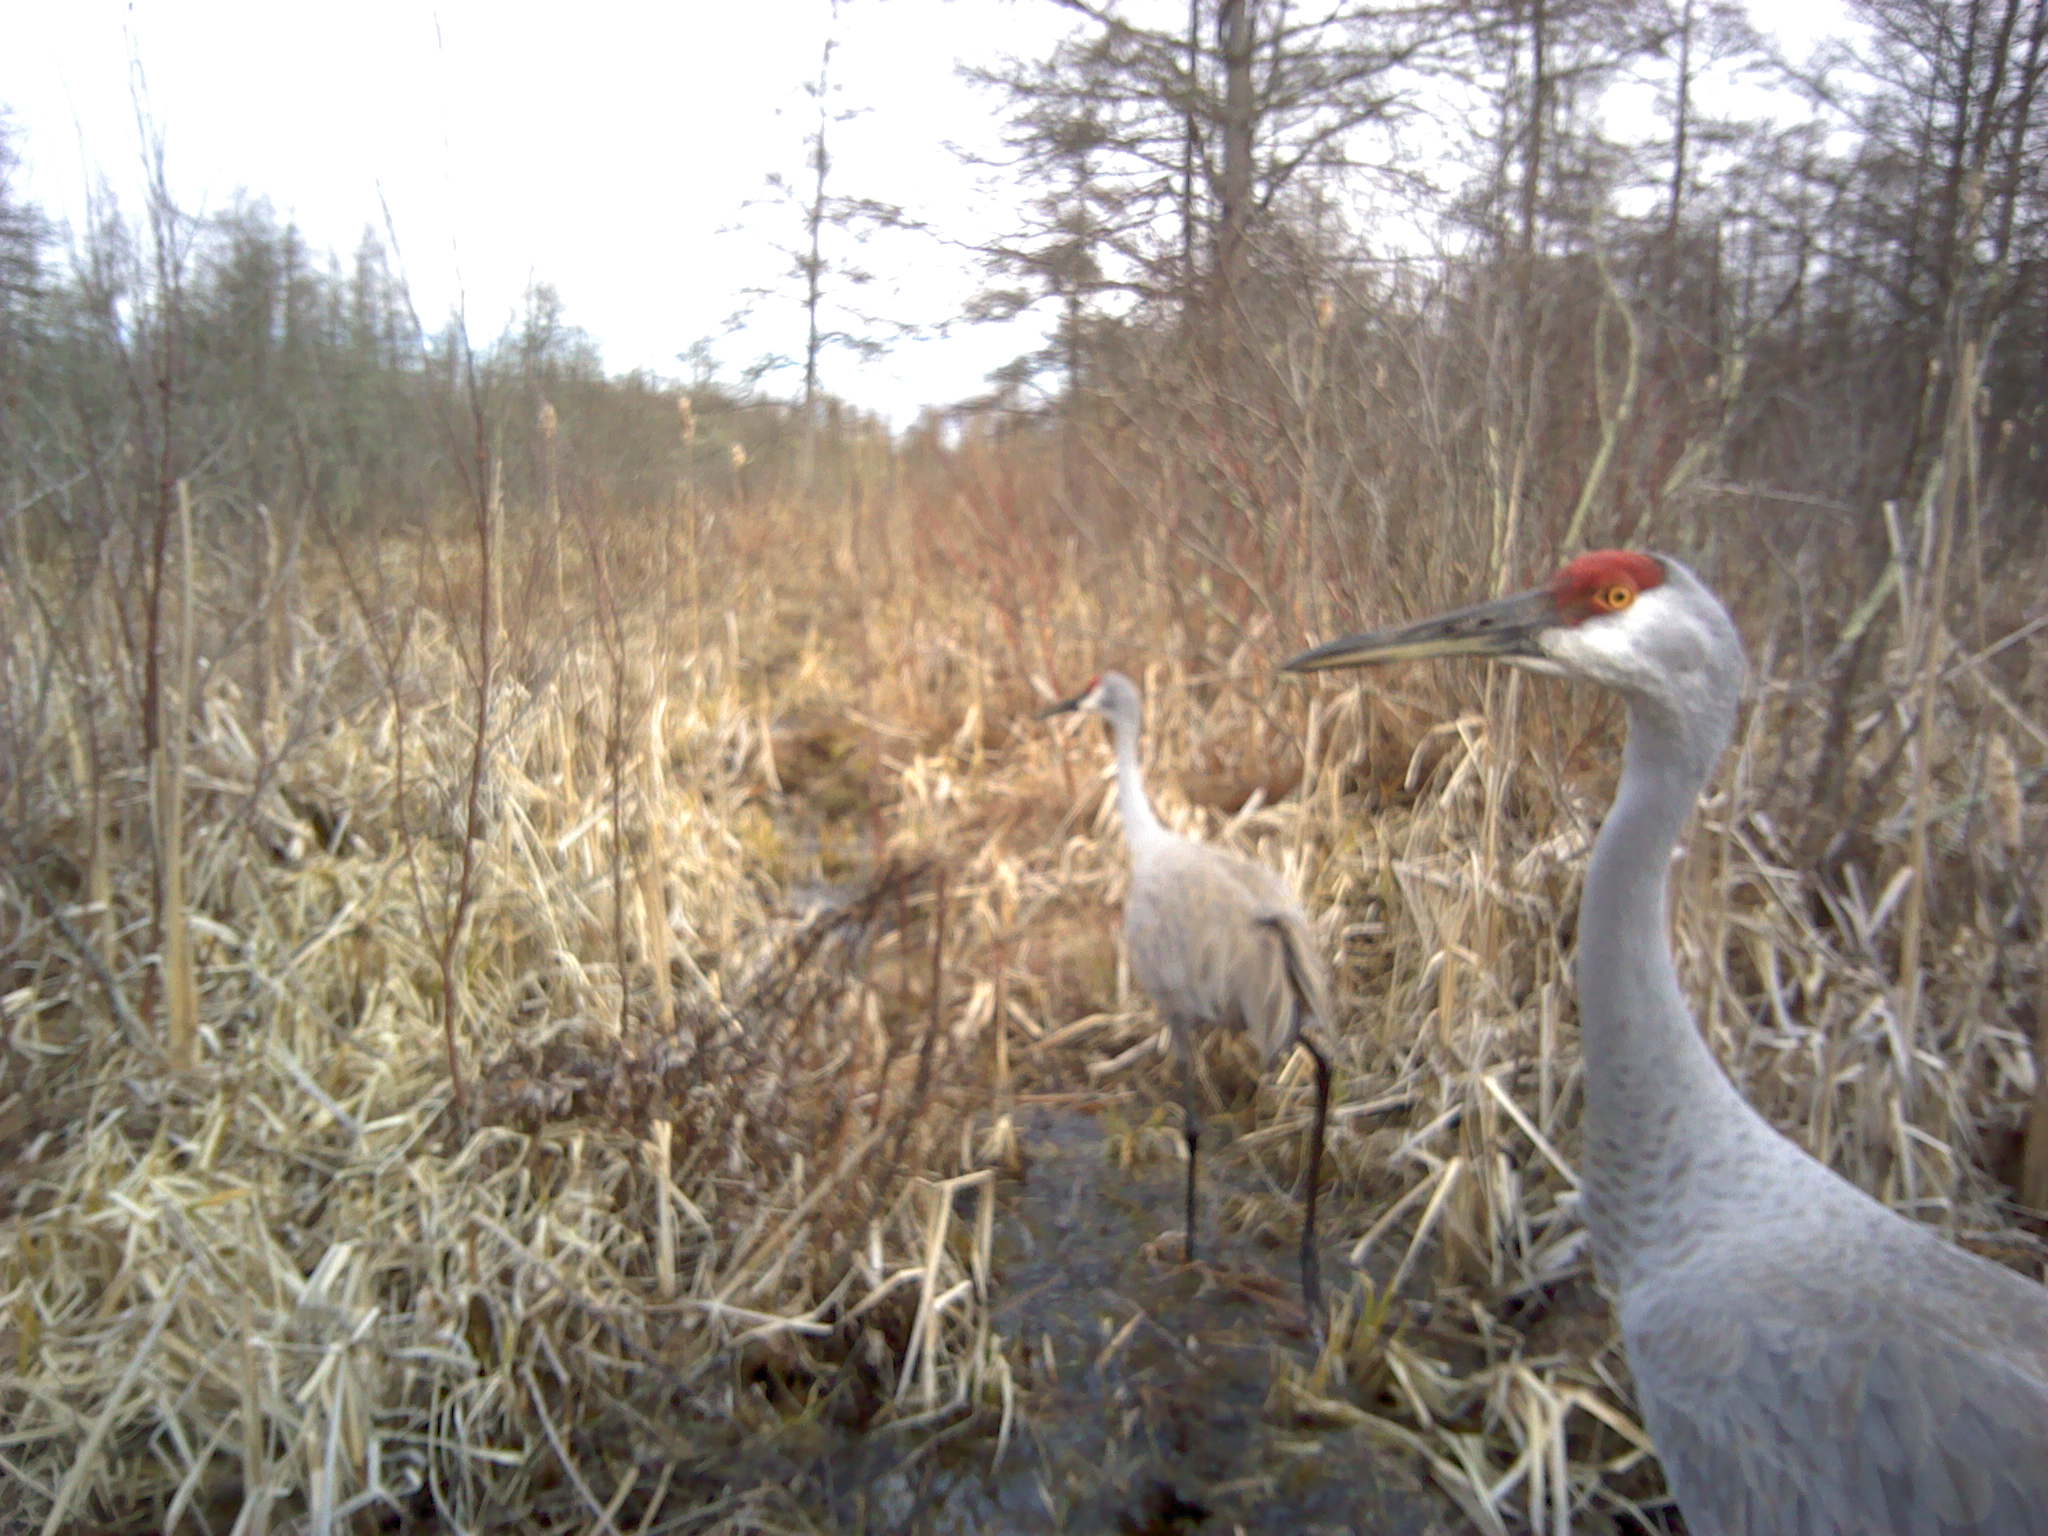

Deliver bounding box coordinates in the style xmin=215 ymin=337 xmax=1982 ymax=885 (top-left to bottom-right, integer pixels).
xmin=0 ymin=461 xmax=2042 ymax=1533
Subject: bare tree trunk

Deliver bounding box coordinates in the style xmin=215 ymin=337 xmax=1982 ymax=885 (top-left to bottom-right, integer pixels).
xmin=1519 ymin=0 xmax=1548 ymax=264
xmin=802 ymin=28 xmax=836 ymax=483
xmin=1989 ymin=0 xmax=2047 ymax=272
xmin=1930 ymin=0 xmax=1986 ymax=324
xmin=1665 ymin=0 xmax=1693 ymax=254
xmin=1216 ymin=0 xmax=1255 ymax=321
xmin=1182 ymin=0 xmax=1201 ymax=302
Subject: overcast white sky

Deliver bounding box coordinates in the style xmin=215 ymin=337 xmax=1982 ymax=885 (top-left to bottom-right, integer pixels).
xmin=1 ymin=0 xmax=1081 ymax=424
xmin=2 ymin=1 xmax=1851 ymax=425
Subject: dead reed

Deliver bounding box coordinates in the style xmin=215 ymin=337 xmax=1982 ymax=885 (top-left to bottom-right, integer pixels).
xmin=0 ymin=456 xmax=2041 ymax=1533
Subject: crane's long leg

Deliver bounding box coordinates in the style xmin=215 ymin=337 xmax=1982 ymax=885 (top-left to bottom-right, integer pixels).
xmin=1297 ymin=1028 xmax=1330 ymax=1317
xmin=1177 ymin=1026 xmax=1201 ymax=1264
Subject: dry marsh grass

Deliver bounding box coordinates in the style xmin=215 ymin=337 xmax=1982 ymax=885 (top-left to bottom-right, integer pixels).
xmin=0 ymin=457 xmax=2043 ymax=1533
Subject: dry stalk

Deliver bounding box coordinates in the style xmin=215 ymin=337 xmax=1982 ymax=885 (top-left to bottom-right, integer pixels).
xmin=157 ymin=480 xmax=198 ymax=1068
xmin=1560 ymin=251 xmax=1641 ymax=550
xmin=1895 ymin=338 xmax=1976 ymax=1123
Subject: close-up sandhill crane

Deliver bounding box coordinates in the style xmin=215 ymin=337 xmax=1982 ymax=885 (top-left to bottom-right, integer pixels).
xmin=1041 ymin=670 xmax=1334 ymax=1313
xmin=1283 ymin=551 xmax=2048 ymax=1534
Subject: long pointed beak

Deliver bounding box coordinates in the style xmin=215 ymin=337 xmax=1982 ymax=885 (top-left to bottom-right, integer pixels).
xmin=1037 ymin=691 xmax=1086 ymax=719
xmin=1282 ymin=586 xmax=1560 ymax=672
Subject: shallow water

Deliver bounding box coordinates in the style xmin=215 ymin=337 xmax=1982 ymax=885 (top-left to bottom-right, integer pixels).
xmin=774 ymin=1102 xmax=1465 ymax=1535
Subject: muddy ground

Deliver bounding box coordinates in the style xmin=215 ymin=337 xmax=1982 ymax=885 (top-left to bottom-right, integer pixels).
xmin=681 ymin=1101 xmax=1475 ymax=1535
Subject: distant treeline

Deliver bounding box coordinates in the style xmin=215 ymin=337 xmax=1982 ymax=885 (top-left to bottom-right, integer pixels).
xmin=3 ymin=0 xmax=2044 ymax=567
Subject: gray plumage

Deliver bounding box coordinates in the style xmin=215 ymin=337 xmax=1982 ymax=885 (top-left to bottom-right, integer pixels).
xmin=1285 ymin=552 xmax=2048 ymax=1535
xmin=1042 ymin=670 xmax=1334 ymax=1312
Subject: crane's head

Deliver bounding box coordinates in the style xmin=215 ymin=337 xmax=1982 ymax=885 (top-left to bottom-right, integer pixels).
xmin=1283 ymin=551 xmax=1743 ymax=726
xmin=1038 ymin=669 xmax=1142 ymax=727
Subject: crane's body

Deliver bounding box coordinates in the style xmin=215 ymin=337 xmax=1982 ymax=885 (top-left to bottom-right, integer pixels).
xmin=1285 ymin=552 xmax=2048 ymax=1534
xmin=1123 ymin=837 xmax=1327 ymax=1069
xmin=1042 ymin=671 xmax=1333 ymax=1312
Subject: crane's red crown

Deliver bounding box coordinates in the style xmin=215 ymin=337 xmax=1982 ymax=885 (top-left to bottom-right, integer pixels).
xmin=1552 ymin=550 xmax=1664 ymax=622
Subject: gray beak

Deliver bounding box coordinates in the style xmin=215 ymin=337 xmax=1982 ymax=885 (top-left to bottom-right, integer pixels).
xmin=1282 ymin=586 xmax=1560 ymax=672
xmin=1037 ymin=690 xmax=1087 ymax=720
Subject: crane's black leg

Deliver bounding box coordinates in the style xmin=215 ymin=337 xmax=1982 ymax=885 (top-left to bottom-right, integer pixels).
xmin=1178 ymin=1030 xmax=1201 ymax=1264
xmin=1298 ymin=1028 xmax=1331 ymax=1318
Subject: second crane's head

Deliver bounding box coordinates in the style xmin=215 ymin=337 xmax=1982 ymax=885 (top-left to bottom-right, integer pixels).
xmin=1038 ymin=670 xmax=1144 ymax=732
xmin=1283 ymin=550 xmax=1743 ymax=734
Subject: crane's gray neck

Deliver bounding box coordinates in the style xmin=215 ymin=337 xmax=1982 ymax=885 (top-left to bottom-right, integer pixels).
xmin=1576 ymin=689 xmax=1761 ymax=1291
xmin=1105 ymin=704 xmax=1168 ymax=854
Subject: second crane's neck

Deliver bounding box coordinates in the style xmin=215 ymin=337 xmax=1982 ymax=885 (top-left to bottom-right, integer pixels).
xmin=1107 ymin=708 xmax=1169 ymax=854
xmin=1576 ymin=691 xmax=1764 ymax=1291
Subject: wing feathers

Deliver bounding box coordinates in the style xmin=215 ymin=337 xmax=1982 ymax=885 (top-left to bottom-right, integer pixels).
xmin=1125 ymin=837 xmax=1330 ymax=1063
xmin=1626 ymin=1252 xmax=2048 ymax=1535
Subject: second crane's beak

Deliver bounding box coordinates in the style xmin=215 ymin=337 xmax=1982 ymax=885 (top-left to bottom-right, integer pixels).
xmin=1282 ymin=586 xmax=1559 ymax=672
xmin=1037 ymin=690 xmax=1087 ymax=720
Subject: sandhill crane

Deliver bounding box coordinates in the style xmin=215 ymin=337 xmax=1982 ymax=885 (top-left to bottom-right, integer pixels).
xmin=1041 ymin=671 xmax=1334 ymax=1312
xmin=1284 ymin=551 xmax=2048 ymax=1534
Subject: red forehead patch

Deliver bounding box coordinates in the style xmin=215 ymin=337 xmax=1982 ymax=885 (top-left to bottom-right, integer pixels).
xmin=1552 ymin=550 xmax=1664 ymax=608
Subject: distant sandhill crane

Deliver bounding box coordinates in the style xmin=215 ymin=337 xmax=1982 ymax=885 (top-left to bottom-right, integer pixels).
xmin=1285 ymin=550 xmax=2048 ymax=1534
xmin=1042 ymin=671 xmax=1333 ymax=1312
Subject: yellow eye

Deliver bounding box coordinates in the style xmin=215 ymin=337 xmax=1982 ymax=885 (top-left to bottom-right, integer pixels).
xmin=1594 ymin=584 xmax=1634 ymax=612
